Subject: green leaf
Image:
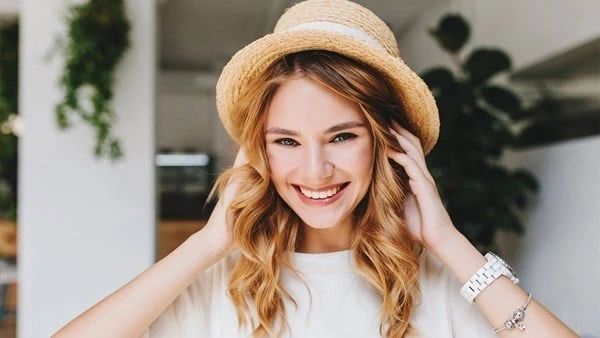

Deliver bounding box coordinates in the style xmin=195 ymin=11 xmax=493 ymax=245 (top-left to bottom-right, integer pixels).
xmin=433 ymin=81 xmax=464 ymax=116
xmin=514 ymin=193 xmax=528 ymax=210
xmin=495 ymin=208 xmax=525 ymax=234
xmin=428 ymin=14 xmax=470 ymax=53
xmin=54 ymin=0 xmax=130 ymax=161
xmin=416 ymin=12 xmax=539 ymax=252
xmin=464 ymin=49 xmax=511 ymax=84
xmin=420 ymin=67 xmax=455 ymax=90
xmin=513 ymin=169 xmax=540 ymax=193
xmin=480 ymin=85 xmax=524 ymax=120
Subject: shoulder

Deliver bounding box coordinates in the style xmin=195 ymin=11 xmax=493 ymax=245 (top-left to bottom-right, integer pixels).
xmin=184 ymin=250 xmax=240 ymax=309
xmin=416 ymin=248 xmax=451 ymax=291
xmin=411 ymin=249 xmax=495 ymax=338
xmin=142 ymin=251 xmax=239 ymax=338
xmin=411 ymin=249 xmax=454 ymax=329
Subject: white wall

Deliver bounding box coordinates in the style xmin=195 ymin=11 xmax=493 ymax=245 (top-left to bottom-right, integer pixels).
xmin=0 ymin=0 xmax=19 ymax=17
xmin=157 ymin=73 xmax=237 ymax=173
xmin=157 ymin=89 xmax=213 ymax=152
xmin=398 ymin=0 xmax=600 ymax=73
xmin=397 ymin=1 xmax=600 ymax=335
xmin=498 ymin=136 xmax=600 ymax=335
xmin=18 ymin=1 xmax=157 ymax=337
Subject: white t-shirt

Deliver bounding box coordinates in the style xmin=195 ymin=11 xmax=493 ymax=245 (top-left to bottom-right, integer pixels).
xmin=141 ymin=249 xmax=495 ymax=338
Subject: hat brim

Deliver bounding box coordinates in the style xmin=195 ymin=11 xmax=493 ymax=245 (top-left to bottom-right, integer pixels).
xmin=216 ymin=29 xmax=439 ymax=154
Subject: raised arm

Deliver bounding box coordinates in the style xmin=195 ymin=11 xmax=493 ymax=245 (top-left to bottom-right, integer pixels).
xmin=432 ymin=227 xmax=579 ymax=337
xmin=386 ymin=120 xmax=579 ymax=337
xmin=52 ymin=149 xmax=247 ymax=338
xmin=51 ymin=204 xmax=229 ymax=338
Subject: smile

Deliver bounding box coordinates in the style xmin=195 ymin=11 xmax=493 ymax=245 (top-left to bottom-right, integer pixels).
xmin=292 ymin=182 xmax=350 ymax=206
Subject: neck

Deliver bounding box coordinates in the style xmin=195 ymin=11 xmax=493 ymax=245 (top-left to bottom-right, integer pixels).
xmin=295 ymin=219 xmax=353 ymax=253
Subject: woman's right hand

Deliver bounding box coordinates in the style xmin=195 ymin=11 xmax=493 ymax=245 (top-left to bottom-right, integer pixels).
xmin=202 ymin=147 xmax=248 ymax=255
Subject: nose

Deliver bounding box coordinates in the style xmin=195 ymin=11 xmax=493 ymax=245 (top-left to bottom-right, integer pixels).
xmin=302 ymin=144 xmax=334 ymax=180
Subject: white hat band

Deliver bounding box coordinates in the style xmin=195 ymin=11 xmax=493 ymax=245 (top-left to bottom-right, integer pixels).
xmin=285 ymin=21 xmax=385 ymax=51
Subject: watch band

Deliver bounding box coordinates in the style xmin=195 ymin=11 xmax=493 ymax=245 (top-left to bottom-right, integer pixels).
xmin=460 ymin=252 xmax=519 ymax=303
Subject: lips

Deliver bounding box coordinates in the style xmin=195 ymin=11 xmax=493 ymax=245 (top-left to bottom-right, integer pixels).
xmin=292 ymin=182 xmax=350 ymax=206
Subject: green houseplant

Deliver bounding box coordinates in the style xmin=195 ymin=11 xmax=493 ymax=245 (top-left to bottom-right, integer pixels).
xmin=55 ymin=0 xmax=131 ymax=160
xmin=0 ymin=21 xmax=18 ymax=221
xmin=420 ymin=14 xmax=540 ymax=252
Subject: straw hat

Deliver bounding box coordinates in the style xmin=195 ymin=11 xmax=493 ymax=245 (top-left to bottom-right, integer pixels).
xmin=216 ymin=0 xmax=439 ymax=154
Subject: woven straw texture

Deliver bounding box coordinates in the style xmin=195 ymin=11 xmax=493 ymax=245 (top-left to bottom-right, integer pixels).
xmin=216 ymin=0 xmax=440 ymax=154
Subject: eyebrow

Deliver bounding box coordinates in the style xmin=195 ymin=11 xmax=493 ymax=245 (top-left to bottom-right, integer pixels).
xmin=264 ymin=121 xmax=366 ymax=136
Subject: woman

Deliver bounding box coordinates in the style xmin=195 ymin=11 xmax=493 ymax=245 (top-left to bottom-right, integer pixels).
xmin=53 ymin=1 xmax=580 ymax=337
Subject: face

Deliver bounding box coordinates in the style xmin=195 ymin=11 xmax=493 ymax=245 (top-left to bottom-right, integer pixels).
xmin=264 ymin=77 xmax=374 ymax=230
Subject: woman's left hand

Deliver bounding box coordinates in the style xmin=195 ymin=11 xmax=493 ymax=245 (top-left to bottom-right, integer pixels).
xmin=386 ymin=120 xmax=457 ymax=250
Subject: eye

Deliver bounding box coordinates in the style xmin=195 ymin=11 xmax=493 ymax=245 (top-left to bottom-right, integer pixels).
xmin=273 ymin=138 xmax=299 ymax=147
xmin=332 ymin=133 xmax=357 ymax=143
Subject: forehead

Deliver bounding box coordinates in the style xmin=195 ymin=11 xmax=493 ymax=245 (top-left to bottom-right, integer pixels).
xmin=264 ymin=77 xmax=364 ymax=130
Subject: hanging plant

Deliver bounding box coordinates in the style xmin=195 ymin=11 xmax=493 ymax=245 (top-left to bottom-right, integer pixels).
xmin=55 ymin=0 xmax=131 ymax=160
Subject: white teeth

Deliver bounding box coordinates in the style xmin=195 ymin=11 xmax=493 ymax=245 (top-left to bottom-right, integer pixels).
xmin=299 ymin=184 xmax=343 ymax=199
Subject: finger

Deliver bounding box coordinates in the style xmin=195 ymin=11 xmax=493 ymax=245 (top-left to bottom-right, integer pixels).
xmin=389 ymin=127 xmax=425 ymax=168
xmin=389 ymin=127 xmax=434 ymax=183
xmin=402 ymin=193 xmax=422 ymax=240
xmin=388 ymin=150 xmax=442 ymax=212
xmin=391 ymin=120 xmax=423 ymax=152
xmin=387 ymin=150 xmax=434 ymax=193
xmin=392 ymin=126 xmax=424 ymax=158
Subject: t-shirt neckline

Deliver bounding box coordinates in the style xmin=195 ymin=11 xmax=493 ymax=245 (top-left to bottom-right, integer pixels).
xmin=291 ymin=249 xmax=352 ymax=262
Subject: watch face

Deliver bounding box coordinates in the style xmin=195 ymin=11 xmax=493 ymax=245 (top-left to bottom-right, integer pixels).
xmin=492 ymin=253 xmax=517 ymax=276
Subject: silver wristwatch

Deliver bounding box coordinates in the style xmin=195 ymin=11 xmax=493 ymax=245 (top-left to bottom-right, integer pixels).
xmin=460 ymin=252 xmax=519 ymax=303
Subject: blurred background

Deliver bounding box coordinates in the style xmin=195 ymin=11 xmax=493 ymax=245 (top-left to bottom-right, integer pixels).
xmin=0 ymin=0 xmax=598 ymax=337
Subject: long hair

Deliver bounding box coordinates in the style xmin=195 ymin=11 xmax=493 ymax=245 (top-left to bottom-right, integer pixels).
xmin=208 ymin=50 xmax=421 ymax=337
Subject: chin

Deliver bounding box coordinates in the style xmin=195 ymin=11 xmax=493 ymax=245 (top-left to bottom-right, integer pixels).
xmin=300 ymin=219 xmax=338 ymax=229
xmin=295 ymin=211 xmax=349 ymax=229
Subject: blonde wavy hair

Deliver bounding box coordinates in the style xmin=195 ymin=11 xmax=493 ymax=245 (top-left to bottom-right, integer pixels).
xmin=208 ymin=50 xmax=422 ymax=337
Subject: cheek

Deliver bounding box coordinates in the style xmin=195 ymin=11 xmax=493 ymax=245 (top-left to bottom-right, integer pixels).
xmin=334 ymin=140 xmax=373 ymax=177
xmin=358 ymin=144 xmax=374 ymax=180
xmin=266 ymin=147 xmax=296 ymax=185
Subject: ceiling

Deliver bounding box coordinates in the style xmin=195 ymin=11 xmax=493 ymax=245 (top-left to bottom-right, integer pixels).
xmin=158 ymin=0 xmax=443 ymax=73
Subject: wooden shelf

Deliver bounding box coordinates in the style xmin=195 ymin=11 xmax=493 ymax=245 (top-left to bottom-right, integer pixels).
xmin=158 ymin=219 xmax=207 ymax=260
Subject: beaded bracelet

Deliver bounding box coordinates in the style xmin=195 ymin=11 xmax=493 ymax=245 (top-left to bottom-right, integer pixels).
xmin=492 ymin=292 xmax=533 ymax=335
